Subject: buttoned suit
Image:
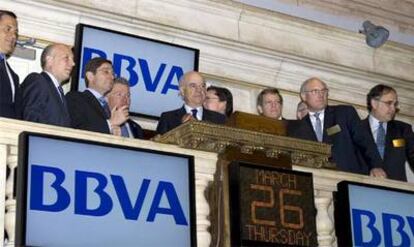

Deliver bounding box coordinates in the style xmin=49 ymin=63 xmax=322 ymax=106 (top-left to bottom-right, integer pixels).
xmin=0 ymin=59 xmax=20 ymax=119
xmin=21 ymin=72 xmax=71 ymax=127
xmin=288 ymin=105 xmax=383 ymax=174
xmin=361 ymin=118 xmax=414 ymax=181
xmin=66 ymin=90 xmax=110 ymax=134
xmin=156 ymin=106 xmax=226 ymax=134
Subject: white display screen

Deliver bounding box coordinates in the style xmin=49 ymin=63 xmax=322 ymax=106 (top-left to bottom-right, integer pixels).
xmin=72 ymin=24 xmax=199 ymax=119
xmin=16 ymin=133 xmax=196 ymax=247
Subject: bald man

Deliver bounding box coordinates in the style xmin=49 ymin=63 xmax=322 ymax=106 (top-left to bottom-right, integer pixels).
xmin=156 ymin=71 xmax=226 ymax=134
xmin=21 ymin=43 xmax=74 ymax=127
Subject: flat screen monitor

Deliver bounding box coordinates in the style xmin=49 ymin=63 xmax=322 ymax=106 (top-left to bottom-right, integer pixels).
xmin=15 ymin=132 xmax=196 ymax=247
xmin=335 ymin=181 xmax=414 ymax=247
xmin=71 ymin=24 xmax=199 ymax=119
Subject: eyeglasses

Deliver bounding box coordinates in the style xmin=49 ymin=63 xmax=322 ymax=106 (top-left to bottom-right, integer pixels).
xmin=304 ymin=89 xmax=329 ymax=95
xmin=97 ymin=68 xmax=116 ymax=77
xmin=205 ymin=96 xmax=220 ymax=101
xmin=375 ymin=99 xmax=399 ymax=108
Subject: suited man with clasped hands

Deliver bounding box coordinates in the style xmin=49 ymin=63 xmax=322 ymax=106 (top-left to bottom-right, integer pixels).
xmin=156 ymin=71 xmax=225 ymax=134
xmin=288 ymin=77 xmax=384 ymax=175
xmin=21 ymin=43 xmax=74 ymax=127
xmin=361 ymin=84 xmax=414 ymax=181
xmin=0 ymin=10 xmax=20 ymax=119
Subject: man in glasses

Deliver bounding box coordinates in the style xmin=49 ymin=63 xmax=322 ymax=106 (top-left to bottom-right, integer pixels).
xmin=0 ymin=10 xmax=20 ymax=119
xmin=288 ymin=77 xmax=383 ymax=175
xmin=66 ymin=57 xmax=128 ymax=134
xmin=361 ymin=84 xmax=414 ymax=181
xmin=156 ymin=71 xmax=226 ymax=134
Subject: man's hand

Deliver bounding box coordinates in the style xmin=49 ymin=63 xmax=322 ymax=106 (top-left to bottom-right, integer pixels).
xmin=109 ymin=105 xmax=129 ymax=127
xmin=181 ymin=113 xmax=196 ymax=123
xmin=370 ymin=168 xmax=387 ymax=178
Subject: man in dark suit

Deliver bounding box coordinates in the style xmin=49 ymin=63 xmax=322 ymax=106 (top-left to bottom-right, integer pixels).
xmin=256 ymin=88 xmax=284 ymax=120
xmin=21 ymin=43 xmax=74 ymax=127
xmin=361 ymin=84 xmax=414 ymax=181
xmin=0 ymin=10 xmax=20 ymax=119
xmin=288 ymin=77 xmax=384 ymax=175
xmin=66 ymin=57 xmax=128 ymax=134
xmin=107 ymin=77 xmax=144 ymax=139
xmin=156 ymin=71 xmax=225 ymax=134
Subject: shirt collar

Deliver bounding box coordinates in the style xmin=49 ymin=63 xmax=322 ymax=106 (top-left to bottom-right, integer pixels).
xmin=86 ymin=88 xmax=105 ymax=100
xmin=44 ymin=71 xmax=61 ymax=88
xmin=184 ymin=104 xmax=203 ymax=113
xmin=369 ymin=114 xmax=387 ymax=129
xmin=309 ymin=109 xmax=325 ymax=118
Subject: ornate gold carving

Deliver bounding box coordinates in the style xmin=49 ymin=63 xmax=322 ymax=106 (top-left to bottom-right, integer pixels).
xmin=153 ymin=121 xmax=334 ymax=169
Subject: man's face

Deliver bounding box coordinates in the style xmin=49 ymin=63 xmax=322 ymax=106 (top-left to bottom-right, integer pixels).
xmin=180 ymin=72 xmax=206 ymax=107
xmin=0 ymin=15 xmax=18 ymax=55
xmin=46 ymin=45 xmax=75 ymax=83
xmin=371 ymin=91 xmax=398 ymax=122
xmin=203 ymin=90 xmax=226 ymax=115
xmin=107 ymin=83 xmax=131 ymax=111
xmin=87 ymin=63 xmax=114 ymax=95
xmin=258 ymin=93 xmax=282 ymax=119
xmin=300 ymin=79 xmax=328 ymax=112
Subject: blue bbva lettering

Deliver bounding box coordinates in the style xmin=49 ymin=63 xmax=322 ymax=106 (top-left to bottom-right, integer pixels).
xmin=30 ymin=164 xmax=188 ymax=225
xmin=82 ymin=47 xmax=183 ymax=94
xmin=352 ymin=208 xmax=414 ymax=246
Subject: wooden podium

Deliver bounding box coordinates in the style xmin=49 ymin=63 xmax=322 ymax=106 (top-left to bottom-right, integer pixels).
xmin=154 ymin=113 xmax=332 ymax=246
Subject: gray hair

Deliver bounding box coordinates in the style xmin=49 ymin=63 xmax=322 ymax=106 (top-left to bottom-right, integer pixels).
xmin=113 ymin=77 xmax=130 ymax=87
xmin=300 ymin=77 xmax=328 ymax=93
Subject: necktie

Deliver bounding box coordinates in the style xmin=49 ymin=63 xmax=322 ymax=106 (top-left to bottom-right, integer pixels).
xmin=191 ymin=109 xmax=198 ymax=120
xmin=99 ymin=97 xmax=111 ymax=119
xmin=376 ymin=122 xmax=385 ymax=159
xmin=0 ymin=53 xmax=4 ymax=61
xmin=57 ymin=86 xmax=68 ymax=108
xmin=121 ymin=124 xmax=130 ymax=137
xmin=314 ymin=112 xmax=323 ymax=142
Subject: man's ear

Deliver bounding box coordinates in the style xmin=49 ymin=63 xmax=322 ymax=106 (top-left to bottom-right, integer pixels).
xmin=300 ymin=92 xmax=306 ymax=101
xmin=85 ymin=71 xmax=94 ymax=84
xmin=257 ymin=105 xmax=263 ymax=114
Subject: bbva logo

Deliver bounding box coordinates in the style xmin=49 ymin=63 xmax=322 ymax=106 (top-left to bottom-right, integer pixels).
xmin=30 ymin=164 xmax=188 ymax=225
xmin=81 ymin=47 xmax=184 ymax=94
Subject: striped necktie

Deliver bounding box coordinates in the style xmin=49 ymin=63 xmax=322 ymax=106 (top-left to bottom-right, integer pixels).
xmin=314 ymin=112 xmax=323 ymax=142
xmin=376 ymin=122 xmax=385 ymax=159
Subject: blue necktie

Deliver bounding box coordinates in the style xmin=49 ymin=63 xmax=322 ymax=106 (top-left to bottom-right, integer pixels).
xmin=376 ymin=122 xmax=385 ymax=159
xmin=191 ymin=109 xmax=198 ymax=120
xmin=314 ymin=112 xmax=323 ymax=142
xmin=0 ymin=53 xmax=4 ymax=61
xmin=99 ymin=97 xmax=111 ymax=119
xmin=121 ymin=124 xmax=129 ymax=137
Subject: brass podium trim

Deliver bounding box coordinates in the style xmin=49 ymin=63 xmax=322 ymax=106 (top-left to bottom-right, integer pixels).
xmin=153 ymin=120 xmax=333 ymax=169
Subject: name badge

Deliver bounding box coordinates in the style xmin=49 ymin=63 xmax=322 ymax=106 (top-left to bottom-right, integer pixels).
xmin=393 ymin=138 xmax=405 ymax=147
xmin=327 ymin=124 xmax=341 ymax=136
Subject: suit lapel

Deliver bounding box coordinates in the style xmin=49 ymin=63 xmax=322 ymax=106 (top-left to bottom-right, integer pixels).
xmin=303 ymin=114 xmax=318 ymax=141
xmin=384 ymin=121 xmax=396 ymax=161
xmin=323 ymin=106 xmax=335 ymax=143
xmin=83 ymin=90 xmax=107 ymax=118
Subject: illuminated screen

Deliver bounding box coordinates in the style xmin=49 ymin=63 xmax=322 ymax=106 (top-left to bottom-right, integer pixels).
xmin=228 ymin=162 xmax=318 ymax=246
xmin=71 ymin=24 xmax=199 ymax=119
xmin=335 ymin=181 xmax=414 ymax=247
xmin=15 ymin=132 xmax=196 ymax=247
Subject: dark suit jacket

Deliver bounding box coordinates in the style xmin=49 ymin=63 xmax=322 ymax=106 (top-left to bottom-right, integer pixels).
xmin=156 ymin=106 xmax=226 ymax=134
xmin=66 ymin=90 xmax=110 ymax=134
xmin=0 ymin=60 xmax=20 ymax=119
xmin=127 ymin=119 xmax=144 ymax=139
xmin=21 ymin=72 xmax=71 ymax=127
xmin=361 ymin=118 xmax=414 ymax=181
xmin=287 ymin=105 xmax=383 ymax=174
